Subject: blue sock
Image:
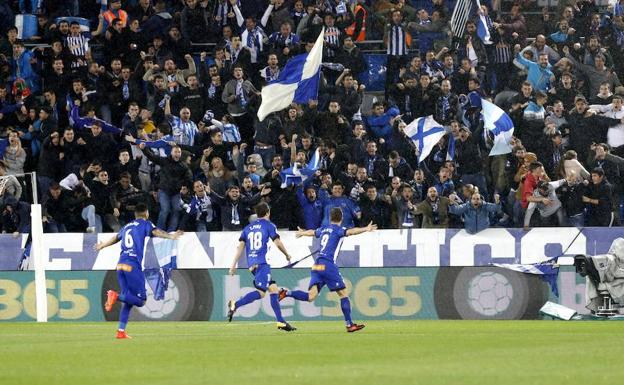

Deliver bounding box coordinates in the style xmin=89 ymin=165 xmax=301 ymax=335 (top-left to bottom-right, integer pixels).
xmin=118 ymin=303 xmax=132 ymax=330
xmin=270 ymin=293 xmax=286 ymax=323
xmin=340 ymin=297 xmax=353 ymax=326
xmin=235 ymin=290 xmax=262 ymax=309
xmin=288 ymin=290 xmax=309 ymax=302
xmin=119 ymin=292 xmax=144 ymax=307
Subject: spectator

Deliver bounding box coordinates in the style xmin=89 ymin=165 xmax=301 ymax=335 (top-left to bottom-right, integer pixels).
xmin=3 ymin=131 xmax=26 ymax=175
xmin=37 ymin=131 xmax=64 ymax=195
xmin=513 ymin=46 xmax=555 ymax=92
xmin=415 ymin=186 xmax=450 ymax=228
xmin=110 ymin=172 xmax=145 ymax=226
xmin=320 ymin=181 xmax=361 ymax=228
xmin=181 ymin=180 xmax=219 ymax=231
xmin=384 ymin=10 xmax=409 ymax=97
xmin=449 ymin=192 xmax=501 ymax=234
xmin=164 ymin=97 xmax=199 ymax=146
xmin=1 ymin=195 xmax=29 ymax=235
xmin=393 ymin=183 xmax=419 ymax=229
xmin=209 ymin=184 xmax=269 ymax=231
xmin=140 ymin=144 xmax=193 ymax=231
xmin=557 ymin=170 xmax=586 ymax=227
xmin=102 ymin=0 xmax=129 ymax=29
xmin=10 ymin=40 xmax=39 ymax=94
xmin=181 ymin=0 xmax=211 ymax=43
xmin=296 ymin=184 xmax=325 ymax=230
xmin=85 ymin=169 xmax=121 ymax=232
xmin=221 ymin=65 xmax=260 ymax=143
xmin=583 ymin=167 xmax=616 ymax=226
xmin=359 ymin=183 xmax=391 ymax=229
xmin=524 ymin=179 xmax=566 ymax=228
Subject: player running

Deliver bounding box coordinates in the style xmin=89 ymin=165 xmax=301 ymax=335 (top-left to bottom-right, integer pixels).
xmin=227 ymin=202 xmax=296 ymax=331
xmin=95 ymin=203 xmax=183 ymax=339
xmin=279 ymin=207 xmax=376 ymax=332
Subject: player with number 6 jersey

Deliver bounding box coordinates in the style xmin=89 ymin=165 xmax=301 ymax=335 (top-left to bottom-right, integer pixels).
xmin=95 ymin=203 xmax=183 ymax=339
xmin=279 ymin=207 xmax=376 ymax=332
xmin=227 ymin=202 xmax=297 ymax=331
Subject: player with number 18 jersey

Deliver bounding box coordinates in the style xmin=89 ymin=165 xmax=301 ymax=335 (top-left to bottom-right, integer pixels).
xmin=227 ymin=203 xmax=296 ymax=331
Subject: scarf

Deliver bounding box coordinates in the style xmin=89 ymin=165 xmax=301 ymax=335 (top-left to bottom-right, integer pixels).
xmin=236 ymin=79 xmax=247 ymax=108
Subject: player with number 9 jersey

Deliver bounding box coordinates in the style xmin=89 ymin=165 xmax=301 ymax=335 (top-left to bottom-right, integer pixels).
xmin=314 ymin=224 xmax=347 ymax=265
xmin=279 ymin=207 xmax=376 ymax=332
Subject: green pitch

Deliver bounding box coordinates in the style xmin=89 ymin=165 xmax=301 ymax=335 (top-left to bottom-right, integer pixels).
xmin=2 ymin=320 xmax=623 ymax=385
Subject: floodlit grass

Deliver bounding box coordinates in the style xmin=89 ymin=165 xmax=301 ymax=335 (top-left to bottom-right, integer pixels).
xmin=1 ymin=320 xmax=623 ymax=385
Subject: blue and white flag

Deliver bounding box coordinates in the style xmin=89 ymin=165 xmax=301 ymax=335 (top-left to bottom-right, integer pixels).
xmin=144 ymin=238 xmax=178 ymax=301
xmin=280 ymin=148 xmax=321 ymax=188
xmin=15 ymin=14 xmax=38 ymax=39
xmin=481 ymin=98 xmax=514 ymax=156
xmin=475 ymin=0 xmax=492 ymax=44
xmin=404 ymin=116 xmax=446 ymax=163
xmin=493 ymin=256 xmax=560 ymax=296
xmin=257 ymin=28 xmax=324 ymax=121
xmin=446 ymin=133 xmax=456 ymax=161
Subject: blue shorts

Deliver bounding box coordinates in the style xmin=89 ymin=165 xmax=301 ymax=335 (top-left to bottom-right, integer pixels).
xmin=116 ymin=262 xmax=147 ymax=302
xmin=251 ymin=263 xmax=275 ymax=292
xmin=309 ymin=262 xmax=346 ymax=292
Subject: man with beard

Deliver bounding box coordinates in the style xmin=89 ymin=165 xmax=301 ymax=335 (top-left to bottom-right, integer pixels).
xmin=415 ymin=186 xmax=450 ymax=228
xmin=449 ymin=192 xmax=501 ymax=234
xmin=434 ymin=79 xmax=459 ymax=126
xmin=209 ymin=184 xmax=270 ymax=231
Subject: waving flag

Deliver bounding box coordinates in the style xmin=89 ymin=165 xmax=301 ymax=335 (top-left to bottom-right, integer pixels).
xmin=493 ymin=256 xmax=560 ymax=296
xmin=257 ymin=28 xmax=324 ymax=121
xmin=280 ymin=148 xmax=321 ymax=188
xmin=404 ymin=116 xmax=446 ymax=163
xmin=144 ymin=238 xmax=178 ymax=301
xmin=482 ymin=98 xmax=514 ymax=156
xmin=15 ymin=15 xmax=38 ymax=39
xmin=446 ymin=134 xmax=456 ymax=161
xmin=475 ymin=0 xmax=492 ymax=44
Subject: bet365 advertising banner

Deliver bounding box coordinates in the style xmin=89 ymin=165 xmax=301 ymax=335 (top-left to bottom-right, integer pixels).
xmin=0 ymin=266 xmax=585 ymax=322
xmin=0 ymin=227 xmax=608 ymax=322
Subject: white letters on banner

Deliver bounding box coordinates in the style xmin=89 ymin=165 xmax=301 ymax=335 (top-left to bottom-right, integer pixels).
xmin=36 ymin=228 xmax=594 ymax=270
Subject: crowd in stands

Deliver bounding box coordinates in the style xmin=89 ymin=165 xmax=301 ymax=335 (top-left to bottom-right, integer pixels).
xmin=0 ymin=0 xmax=624 ymax=235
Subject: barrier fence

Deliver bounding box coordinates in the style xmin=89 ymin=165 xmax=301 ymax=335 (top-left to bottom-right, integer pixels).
xmin=0 ymin=227 xmax=613 ymax=321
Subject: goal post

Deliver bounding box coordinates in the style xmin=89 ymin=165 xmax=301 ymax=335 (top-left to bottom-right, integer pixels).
xmin=11 ymin=171 xmax=47 ymax=322
xmin=30 ymin=200 xmax=47 ymax=322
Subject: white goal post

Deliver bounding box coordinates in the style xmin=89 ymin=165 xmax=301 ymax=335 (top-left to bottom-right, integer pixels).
xmin=12 ymin=172 xmax=47 ymax=322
